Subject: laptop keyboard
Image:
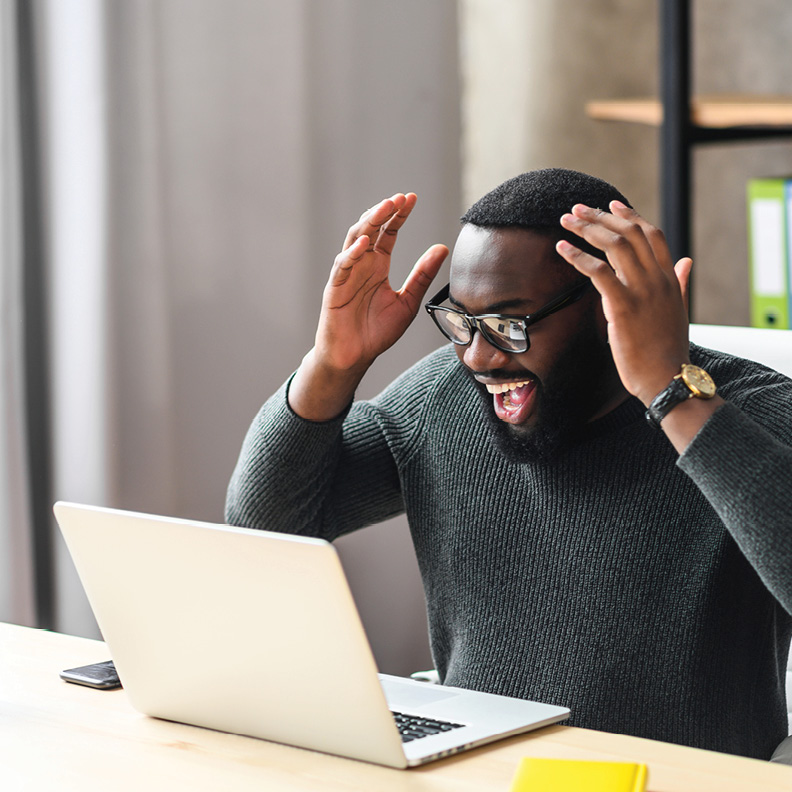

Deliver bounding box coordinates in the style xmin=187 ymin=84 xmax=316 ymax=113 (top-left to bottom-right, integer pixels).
xmin=391 ymin=711 xmax=465 ymax=743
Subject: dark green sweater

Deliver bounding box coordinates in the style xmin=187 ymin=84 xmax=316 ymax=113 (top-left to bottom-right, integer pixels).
xmin=226 ymin=343 xmax=792 ymax=759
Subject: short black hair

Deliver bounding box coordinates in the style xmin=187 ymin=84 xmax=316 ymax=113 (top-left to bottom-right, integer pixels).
xmin=461 ymin=168 xmax=632 ymax=263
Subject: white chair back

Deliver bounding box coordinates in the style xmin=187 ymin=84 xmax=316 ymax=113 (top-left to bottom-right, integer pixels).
xmin=690 ymin=324 xmax=792 ymax=375
xmin=689 ymin=324 xmax=792 ymax=734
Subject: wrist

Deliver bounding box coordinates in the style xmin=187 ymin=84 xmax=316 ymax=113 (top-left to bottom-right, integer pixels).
xmin=628 ymin=349 xmax=691 ymax=406
xmin=307 ymin=346 xmax=374 ymax=387
xmin=288 ymin=348 xmax=370 ymax=422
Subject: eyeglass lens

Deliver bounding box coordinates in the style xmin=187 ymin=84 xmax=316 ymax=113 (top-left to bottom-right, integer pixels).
xmin=432 ymin=310 xmax=527 ymax=353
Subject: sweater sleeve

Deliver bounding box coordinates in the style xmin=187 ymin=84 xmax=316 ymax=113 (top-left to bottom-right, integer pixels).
xmin=678 ymin=398 xmax=792 ymax=615
xmin=224 ymin=376 xmax=405 ymax=540
xmin=224 ymin=346 xmax=456 ymax=539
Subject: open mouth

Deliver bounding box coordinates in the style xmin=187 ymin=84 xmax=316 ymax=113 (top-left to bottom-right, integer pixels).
xmin=484 ymin=380 xmax=538 ymax=425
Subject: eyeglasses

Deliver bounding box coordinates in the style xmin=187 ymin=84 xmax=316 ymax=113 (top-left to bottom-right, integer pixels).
xmin=424 ymin=280 xmax=592 ymax=353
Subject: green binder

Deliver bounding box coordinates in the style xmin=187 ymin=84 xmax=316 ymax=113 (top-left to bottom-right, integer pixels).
xmin=747 ymin=177 xmax=790 ymax=329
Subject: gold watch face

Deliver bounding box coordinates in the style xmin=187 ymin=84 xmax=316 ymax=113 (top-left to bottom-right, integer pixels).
xmin=680 ymin=364 xmax=716 ymax=398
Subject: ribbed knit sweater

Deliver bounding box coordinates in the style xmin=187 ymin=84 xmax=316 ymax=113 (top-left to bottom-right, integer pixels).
xmin=225 ymin=343 xmax=792 ymax=760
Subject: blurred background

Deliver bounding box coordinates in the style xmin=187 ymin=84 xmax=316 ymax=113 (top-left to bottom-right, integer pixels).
xmin=2 ymin=0 xmax=792 ymax=675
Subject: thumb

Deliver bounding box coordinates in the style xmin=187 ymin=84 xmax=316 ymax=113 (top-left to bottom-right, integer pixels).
xmin=399 ymin=244 xmax=449 ymax=312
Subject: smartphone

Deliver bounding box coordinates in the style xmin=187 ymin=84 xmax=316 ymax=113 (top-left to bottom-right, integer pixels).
xmin=60 ymin=659 xmax=122 ymax=689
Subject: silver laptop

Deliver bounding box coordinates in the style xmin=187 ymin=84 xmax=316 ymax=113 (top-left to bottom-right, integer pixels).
xmin=53 ymin=502 xmax=569 ymax=768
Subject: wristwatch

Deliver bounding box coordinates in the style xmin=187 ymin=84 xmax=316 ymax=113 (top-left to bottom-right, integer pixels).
xmin=645 ymin=364 xmax=717 ymax=428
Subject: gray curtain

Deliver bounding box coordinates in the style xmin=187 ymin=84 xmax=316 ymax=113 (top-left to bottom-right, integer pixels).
xmin=2 ymin=0 xmax=460 ymax=675
xmin=0 ymin=0 xmax=36 ymax=628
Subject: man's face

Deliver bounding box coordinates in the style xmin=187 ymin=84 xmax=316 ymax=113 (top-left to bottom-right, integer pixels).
xmin=448 ymin=224 xmax=624 ymax=462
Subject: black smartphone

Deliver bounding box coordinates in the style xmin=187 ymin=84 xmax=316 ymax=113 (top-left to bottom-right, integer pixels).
xmin=60 ymin=659 xmax=122 ymax=689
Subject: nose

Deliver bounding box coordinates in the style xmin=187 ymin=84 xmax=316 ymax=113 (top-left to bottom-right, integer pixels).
xmin=460 ymin=328 xmax=511 ymax=372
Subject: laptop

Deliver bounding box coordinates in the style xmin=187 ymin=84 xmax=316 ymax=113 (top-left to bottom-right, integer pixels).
xmin=53 ymin=502 xmax=570 ymax=768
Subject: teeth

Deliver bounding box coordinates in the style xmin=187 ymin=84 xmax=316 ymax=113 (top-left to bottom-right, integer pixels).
xmin=484 ymin=380 xmax=531 ymax=394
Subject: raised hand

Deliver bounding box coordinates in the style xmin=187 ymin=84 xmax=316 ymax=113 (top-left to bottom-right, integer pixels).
xmin=317 ymin=193 xmax=448 ymax=372
xmin=557 ymin=201 xmax=723 ymax=452
xmin=289 ymin=193 xmax=448 ymax=421
xmin=556 ymin=201 xmax=692 ymax=406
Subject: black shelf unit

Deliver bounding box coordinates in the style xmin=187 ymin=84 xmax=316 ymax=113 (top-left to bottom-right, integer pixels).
xmin=660 ymin=0 xmax=792 ymax=267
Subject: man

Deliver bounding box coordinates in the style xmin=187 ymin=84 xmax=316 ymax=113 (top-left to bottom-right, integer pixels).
xmin=226 ymin=169 xmax=792 ymax=760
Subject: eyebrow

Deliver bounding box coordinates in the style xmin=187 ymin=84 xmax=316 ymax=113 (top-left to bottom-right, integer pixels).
xmin=448 ymin=292 xmax=536 ymax=314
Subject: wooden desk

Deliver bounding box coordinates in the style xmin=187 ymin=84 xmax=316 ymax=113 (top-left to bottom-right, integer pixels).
xmin=1 ymin=623 xmax=790 ymax=791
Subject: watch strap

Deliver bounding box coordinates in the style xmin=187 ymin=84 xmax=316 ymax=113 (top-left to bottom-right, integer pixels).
xmin=645 ymin=376 xmax=693 ymax=429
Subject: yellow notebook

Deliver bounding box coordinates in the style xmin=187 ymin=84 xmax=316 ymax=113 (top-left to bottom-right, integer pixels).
xmin=510 ymin=757 xmax=648 ymax=792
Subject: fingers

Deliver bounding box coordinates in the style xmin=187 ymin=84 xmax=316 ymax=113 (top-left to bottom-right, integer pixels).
xmin=342 ymin=193 xmax=416 ymax=254
xmin=556 ymin=238 xmax=625 ymax=298
xmin=674 ymin=256 xmax=693 ymax=314
xmin=325 ymin=236 xmax=370 ymax=300
xmin=342 ymin=196 xmax=397 ymax=251
xmin=333 ymin=191 xmax=418 ymax=288
xmin=559 ymin=201 xmax=674 ymax=284
xmin=377 ymin=193 xmax=418 ymax=255
xmin=609 ymin=200 xmax=675 ymax=272
xmin=335 ymin=235 xmax=369 ymax=272
xmin=328 ymin=193 xmax=445 ymax=325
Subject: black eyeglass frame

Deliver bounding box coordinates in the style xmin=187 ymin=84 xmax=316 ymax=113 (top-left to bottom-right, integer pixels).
xmin=424 ymin=279 xmax=593 ymax=353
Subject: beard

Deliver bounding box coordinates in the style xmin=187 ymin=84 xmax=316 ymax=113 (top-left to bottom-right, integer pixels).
xmin=466 ymin=317 xmax=619 ymax=464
